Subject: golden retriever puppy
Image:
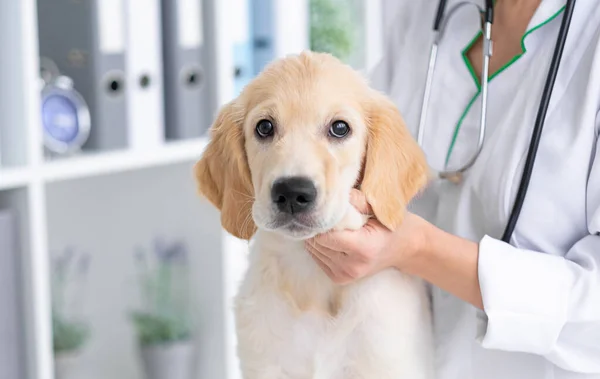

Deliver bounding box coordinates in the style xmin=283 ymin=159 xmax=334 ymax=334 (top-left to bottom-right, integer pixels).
xmin=194 ymin=50 xmax=434 ymax=379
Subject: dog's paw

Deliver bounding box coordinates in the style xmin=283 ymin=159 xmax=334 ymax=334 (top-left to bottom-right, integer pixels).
xmin=334 ymin=205 xmax=369 ymax=231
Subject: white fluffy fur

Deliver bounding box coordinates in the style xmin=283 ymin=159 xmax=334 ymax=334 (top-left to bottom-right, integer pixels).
xmin=233 ymin=206 xmax=434 ymax=378
xmin=194 ymin=51 xmax=435 ymax=378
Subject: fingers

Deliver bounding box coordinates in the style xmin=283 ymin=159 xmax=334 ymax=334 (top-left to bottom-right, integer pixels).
xmin=312 ymin=228 xmax=360 ymax=251
xmin=310 ymin=189 xmax=372 ymax=253
xmin=349 ymin=189 xmax=373 ymax=215
xmin=305 ymin=241 xmax=350 ymax=283
xmin=306 ymin=238 xmax=342 ymax=259
xmin=309 ymin=253 xmax=335 ymax=279
xmin=305 ymin=240 xmax=334 ymax=263
xmin=309 ymin=254 xmax=352 ymax=284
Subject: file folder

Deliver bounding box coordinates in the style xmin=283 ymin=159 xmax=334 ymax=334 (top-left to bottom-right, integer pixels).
xmin=161 ymin=0 xmax=212 ymax=140
xmin=126 ymin=0 xmax=165 ymax=150
xmin=232 ymin=0 xmax=254 ymax=96
xmin=251 ymin=0 xmax=275 ymax=75
xmin=37 ymin=0 xmax=129 ymax=151
xmin=0 ymin=209 xmax=25 ymax=379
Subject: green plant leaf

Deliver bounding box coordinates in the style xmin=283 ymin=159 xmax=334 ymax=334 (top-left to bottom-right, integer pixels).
xmin=129 ymin=311 xmax=191 ymax=346
xmin=52 ymin=312 xmax=89 ymax=353
xmin=130 ymin=239 xmax=192 ymax=345
xmin=309 ymin=0 xmax=355 ymax=61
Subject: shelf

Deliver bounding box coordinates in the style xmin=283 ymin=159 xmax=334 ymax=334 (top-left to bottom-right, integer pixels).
xmin=0 ymin=0 xmax=335 ymax=376
xmin=41 ymin=138 xmax=209 ymax=183
xmin=2 ymin=137 xmax=211 ymax=189
xmin=0 ymin=167 xmax=31 ymax=191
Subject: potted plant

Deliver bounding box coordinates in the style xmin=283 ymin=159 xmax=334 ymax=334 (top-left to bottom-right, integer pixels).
xmin=130 ymin=237 xmax=195 ymax=379
xmin=50 ymin=247 xmax=91 ymax=379
xmin=309 ymin=0 xmax=355 ymax=62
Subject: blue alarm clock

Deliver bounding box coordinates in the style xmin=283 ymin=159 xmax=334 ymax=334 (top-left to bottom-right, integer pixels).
xmin=40 ymin=75 xmax=90 ymax=154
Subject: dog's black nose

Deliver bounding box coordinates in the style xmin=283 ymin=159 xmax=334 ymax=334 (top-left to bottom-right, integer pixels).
xmin=271 ymin=177 xmax=317 ymax=214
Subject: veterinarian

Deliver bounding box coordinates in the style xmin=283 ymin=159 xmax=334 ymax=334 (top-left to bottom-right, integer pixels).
xmin=305 ymin=0 xmax=600 ymax=378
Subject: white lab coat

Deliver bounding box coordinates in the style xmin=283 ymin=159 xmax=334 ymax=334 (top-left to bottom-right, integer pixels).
xmin=371 ymin=0 xmax=600 ymax=378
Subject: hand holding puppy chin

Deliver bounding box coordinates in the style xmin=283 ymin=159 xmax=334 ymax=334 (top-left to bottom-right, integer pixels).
xmin=305 ymin=189 xmax=430 ymax=284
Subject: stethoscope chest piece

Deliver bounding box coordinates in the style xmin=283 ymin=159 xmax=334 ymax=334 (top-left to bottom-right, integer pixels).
xmin=427 ymin=167 xmax=464 ymax=185
xmin=438 ymin=170 xmax=463 ymax=184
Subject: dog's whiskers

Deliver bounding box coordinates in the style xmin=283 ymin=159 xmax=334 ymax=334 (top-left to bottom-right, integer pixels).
xmin=232 ymin=189 xmax=255 ymax=201
xmin=235 ymin=196 xmax=255 ymax=236
xmin=239 ymin=211 xmax=253 ymax=236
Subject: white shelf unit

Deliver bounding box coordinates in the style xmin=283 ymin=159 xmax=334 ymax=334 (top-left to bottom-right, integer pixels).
xmin=0 ymin=1 xmax=310 ymax=379
xmin=0 ymin=0 xmax=387 ymax=378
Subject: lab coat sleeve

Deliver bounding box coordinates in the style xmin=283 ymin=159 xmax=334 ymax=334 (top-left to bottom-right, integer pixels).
xmin=476 ymin=139 xmax=600 ymax=373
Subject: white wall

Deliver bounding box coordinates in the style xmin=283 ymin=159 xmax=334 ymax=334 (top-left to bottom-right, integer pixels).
xmin=45 ymin=162 xmax=241 ymax=379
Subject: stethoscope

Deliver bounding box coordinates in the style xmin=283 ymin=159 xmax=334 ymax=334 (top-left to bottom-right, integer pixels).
xmin=418 ymin=0 xmax=576 ymax=242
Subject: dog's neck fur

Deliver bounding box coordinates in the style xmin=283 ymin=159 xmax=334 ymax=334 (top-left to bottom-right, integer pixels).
xmin=250 ymin=229 xmax=346 ymax=318
xmin=247 ymin=207 xmax=368 ymax=318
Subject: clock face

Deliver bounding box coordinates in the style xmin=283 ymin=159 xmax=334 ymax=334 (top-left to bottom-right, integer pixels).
xmin=42 ymin=94 xmax=80 ymax=143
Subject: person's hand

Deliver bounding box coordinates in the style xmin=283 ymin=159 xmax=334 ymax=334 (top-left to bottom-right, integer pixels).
xmin=305 ymin=189 xmax=427 ymax=284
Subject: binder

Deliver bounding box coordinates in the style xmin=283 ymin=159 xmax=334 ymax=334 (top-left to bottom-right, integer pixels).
xmin=161 ymin=0 xmax=212 ymax=140
xmin=251 ymin=0 xmax=275 ymax=76
xmin=0 ymin=209 xmax=25 ymax=379
xmin=232 ymin=0 xmax=254 ymax=96
xmin=126 ymin=0 xmax=165 ymax=150
xmin=37 ymin=0 xmax=129 ymax=152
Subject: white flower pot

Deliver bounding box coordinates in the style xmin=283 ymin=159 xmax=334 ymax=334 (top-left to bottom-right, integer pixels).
xmin=54 ymin=350 xmax=81 ymax=379
xmin=139 ymin=340 xmax=195 ymax=379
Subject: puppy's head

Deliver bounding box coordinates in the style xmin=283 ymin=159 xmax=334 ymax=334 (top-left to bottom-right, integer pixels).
xmin=194 ymin=51 xmax=428 ymax=240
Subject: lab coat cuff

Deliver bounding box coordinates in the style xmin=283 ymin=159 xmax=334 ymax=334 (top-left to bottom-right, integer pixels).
xmin=475 ymin=235 xmax=571 ymax=355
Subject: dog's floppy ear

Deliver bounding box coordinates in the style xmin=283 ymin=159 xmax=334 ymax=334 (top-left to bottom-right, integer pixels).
xmin=193 ymin=101 xmax=256 ymax=240
xmin=360 ymin=93 xmax=429 ymax=230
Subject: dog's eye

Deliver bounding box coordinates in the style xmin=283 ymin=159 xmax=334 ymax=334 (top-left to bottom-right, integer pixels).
xmin=256 ymin=119 xmax=274 ymax=138
xmin=329 ymin=121 xmax=350 ymax=138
